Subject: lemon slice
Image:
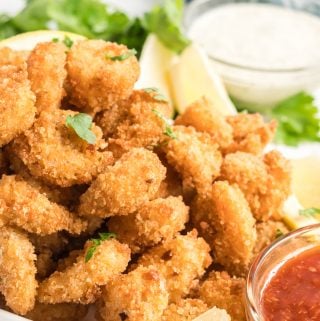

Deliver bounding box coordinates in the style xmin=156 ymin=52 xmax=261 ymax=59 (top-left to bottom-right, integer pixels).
xmin=0 ymin=30 xmax=85 ymax=51
xmin=169 ymin=44 xmax=237 ymax=116
xmin=193 ymin=307 xmax=231 ymax=321
xmin=135 ymin=34 xmax=177 ymax=115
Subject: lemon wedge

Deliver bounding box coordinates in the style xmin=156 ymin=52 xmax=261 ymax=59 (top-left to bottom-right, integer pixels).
xmin=193 ymin=307 xmax=231 ymax=321
xmin=169 ymin=44 xmax=237 ymax=116
xmin=135 ymin=34 xmax=177 ymax=115
xmin=0 ymin=30 xmax=85 ymax=51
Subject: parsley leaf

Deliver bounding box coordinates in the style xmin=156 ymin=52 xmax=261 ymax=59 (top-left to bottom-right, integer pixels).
xmin=142 ymin=0 xmax=190 ymax=53
xmin=152 ymin=109 xmax=177 ymax=139
xmin=65 ymin=113 xmax=97 ymax=145
xmin=63 ymin=35 xmax=73 ymax=48
xmin=106 ymin=49 xmax=137 ymax=61
xmin=299 ymin=208 xmax=320 ymax=217
xmin=275 ymin=229 xmax=284 ymax=239
xmin=270 ymin=92 xmax=320 ymax=146
xmin=143 ymin=88 xmax=168 ymax=102
xmin=85 ymin=232 xmax=116 ymax=262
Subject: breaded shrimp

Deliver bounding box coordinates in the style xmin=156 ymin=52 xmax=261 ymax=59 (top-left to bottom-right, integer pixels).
xmin=175 ymin=97 xmax=233 ymax=150
xmin=11 ymin=109 xmax=113 ymax=187
xmin=0 ymin=64 xmax=36 ymax=147
xmin=78 ymin=148 xmax=166 ymax=217
xmin=38 ymin=238 xmax=130 ymax=304
xmin=192 ymin=181 xmax=256 ymax=275
xmin=0 ymin=175 xmax=87 ymax=235
xmin=0 ymin=47 xmax=26 ymax=67
xmin=220 ymin=151 xmax=291 ymax=221
xmin=225 ymin=113 xmax=277 ymax=155
xmin=107 ymin=90 xmax=173 ymax=158
xmin=26 ymin=302 xmax=88 ymax=321
xmin=67 ymin=40 xmax=140 ymax=113
xmin=97 ymin=266 xmax=168 ymax=321
xmin=27 ymin=42 xmax=67 ymax=113
xmin=0 ymin=227 xmax=37 ymax=315
xmin=198 ymin=271 xmax=246 ymax=321
xmin=162 ymin=299 xmax=208 ymax=321
xmin=108 ymin=196 xmax=189 ymax=253
xmin=136 ymin=230 xmax=212 ymax=303
xmin=163 ymin=126 xmax=222 ymax=195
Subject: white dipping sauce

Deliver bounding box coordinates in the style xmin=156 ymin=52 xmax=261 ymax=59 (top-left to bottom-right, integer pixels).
xmin=187 ymin=3 xmax=320 ymax=109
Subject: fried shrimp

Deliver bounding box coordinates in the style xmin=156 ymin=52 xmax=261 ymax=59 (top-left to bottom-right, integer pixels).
xmin=225 ymin=113 xmax=277 ymax=155
xmin=78 ymin=148 xmax=166 ymax=217
xmin=11 ymin=109 xmax=113 ymax=187
xmin=108 ymin=196 xmax=189 ymax=253
xmin=175 ymin=97 xmax=233 ymax=150
xmin=163 ymin=126 xmax=222 ymax=195
xmin=107 ymin=90 xmax=172 ymax=158
xmin=192 ymin=181 xmax=256 ymax=275
xmin=0 ymin=227 xmax=37 ymax=315
xmin=198 ymin=271 xmax=246 ymax=321
xmin=26 ymin=302 xmax=88 ymax=321
xmin=136 ymin=230 xmax=212 ymax=303
xmin=0 ymin=47 xmax=26 ymax=67
xmin=67 ymin=40 xmax=140 ymax=113
xmin=27 ymin=42 xmax=67 ymax=113
xmin=0 ymin=175 xmax=87 ymax=235
xmin=38 ymin=239 xmax=130 ymax=304
xmin=0 ymin=64 xmax=36 ymax=147
xmin=97 ymin=266 xmax=168 ymax=321
xmin=162 ymin=299 xmax=208 ymax=321
xmin=220 ymin=151 xmax=291 ymax=221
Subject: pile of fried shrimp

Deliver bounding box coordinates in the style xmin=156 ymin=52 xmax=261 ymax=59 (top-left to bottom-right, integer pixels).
xmin=0 ymin=38 xmax=291 ymax=321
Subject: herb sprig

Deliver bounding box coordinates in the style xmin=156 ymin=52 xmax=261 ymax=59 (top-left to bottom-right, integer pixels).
xmin=152 ymin=109 xmax=177 ymax=139
xmin=85 ymin=232 xmax=116 ymax=262
xmin=106 ymin=49 xmax=137 ymax=61
xmin=65 ymin=113 xmax=97 ymax=145
xmin=299 ymin=208 xmax=320 ymax=218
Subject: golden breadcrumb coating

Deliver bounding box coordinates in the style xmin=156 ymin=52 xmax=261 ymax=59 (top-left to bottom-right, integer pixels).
xmin=220 ymin=151 xmax=291 ymax=221
xmin=136 ymin=230 xmax=212 ymax=303
xmin=0 ymin=64 xmax=36 ymax=147
xmin=26 ymin=302 xmax=88 ymax=321
xmin=0 ymin=227 xmax=37 ymax=315
xmin=192 ymin=181 xmax=256 ymax=275
xmin=163 ymin=126 xmax=222 ymax=195
xmin=0 ymin=175 xmax=87 ymax=235
xmin=198 ymin=271 xmax=246 ymax=321
xmin=162 ymin=299 xmax=208 ymax=321
xmin=78 ymin=148 xmax=166 ymax=217
xmin=107 ymin=90 xmax=173 ymax=158
xmin=0 ymin=47 xmax=27 ymax=67
xmin=97 ymin=266 xmax=168 ymax=321
xmin=253 ymin=220 xmax=289 ymax=256
xmin=11 ymin=109 xmax=113 ymax=187
xmin=108 ymin=196 xmax=189 ymax=253
xmin=225 ymin=113 xmax=277 ymax=155
xmin=175 ymin=97 xmax=233 ymax=150
xmin=67 ymin=40 xmax=139 ymax=113
xmin=27 ymin=42 xmax=67 ymax=113
xmin=38 ymin=239 xmax=130 ymax=304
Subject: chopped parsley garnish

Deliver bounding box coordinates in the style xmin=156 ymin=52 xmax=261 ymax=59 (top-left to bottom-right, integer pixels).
xmin=106 ymin=49 xmax=137 ymax=61
xmin=65 ymin=113 xmax=97 ymax=145
xmin=63 ymin=35 xmax=74 ymax=48
xmin=152 ymin=109 xmax=177 ymax=139
xmin=143 ymin=87 xmax=168 ymax=102
xmin=52 ymin=37 xmax=59 ymax=43
xmin=85 ymin=232 xmax=116 ymax=263
xmin=275 ymin=229 xmax=284 ymax=239
xmin=299 ymin=207 xmax=320 ymax=217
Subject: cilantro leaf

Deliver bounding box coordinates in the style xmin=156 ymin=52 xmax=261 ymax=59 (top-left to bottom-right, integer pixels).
xmin=152 ymin=109 xmax=177 ymax=139
xmin=65 ymin=113 xmax=97 ymax=145
xmin=271 ymin=92 xmax=320 ymax=146
xmin=85 ymin=232 xmax=116 ymax=262
xmin=143 ymin=88 xmax=168 ymax=102
xmin=142 ymin=0 xmax=190 ymax=53
xmin=299 ymin=208 xmax=320 ymax=217
xmin=106 ymin=49 xmax=137 ymax=61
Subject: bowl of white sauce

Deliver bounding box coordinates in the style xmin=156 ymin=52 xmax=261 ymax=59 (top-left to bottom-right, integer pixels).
xmin=185 ymin=0 xmax=320 ymax=111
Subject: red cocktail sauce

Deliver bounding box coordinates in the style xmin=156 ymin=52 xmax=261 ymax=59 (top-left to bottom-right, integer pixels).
xmin=261 ymin=246 xmax=320 ymax=321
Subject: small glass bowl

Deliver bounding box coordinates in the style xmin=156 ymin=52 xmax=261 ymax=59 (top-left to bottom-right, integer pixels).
xmin=245 ymin=223 xmax=320 ymax=321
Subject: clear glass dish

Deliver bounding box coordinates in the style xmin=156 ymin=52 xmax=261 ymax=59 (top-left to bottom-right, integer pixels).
xmin=184 ymin=0 xmax=320 ymax=111
xmin=245 ymin=223 xmax=320 ymax=321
